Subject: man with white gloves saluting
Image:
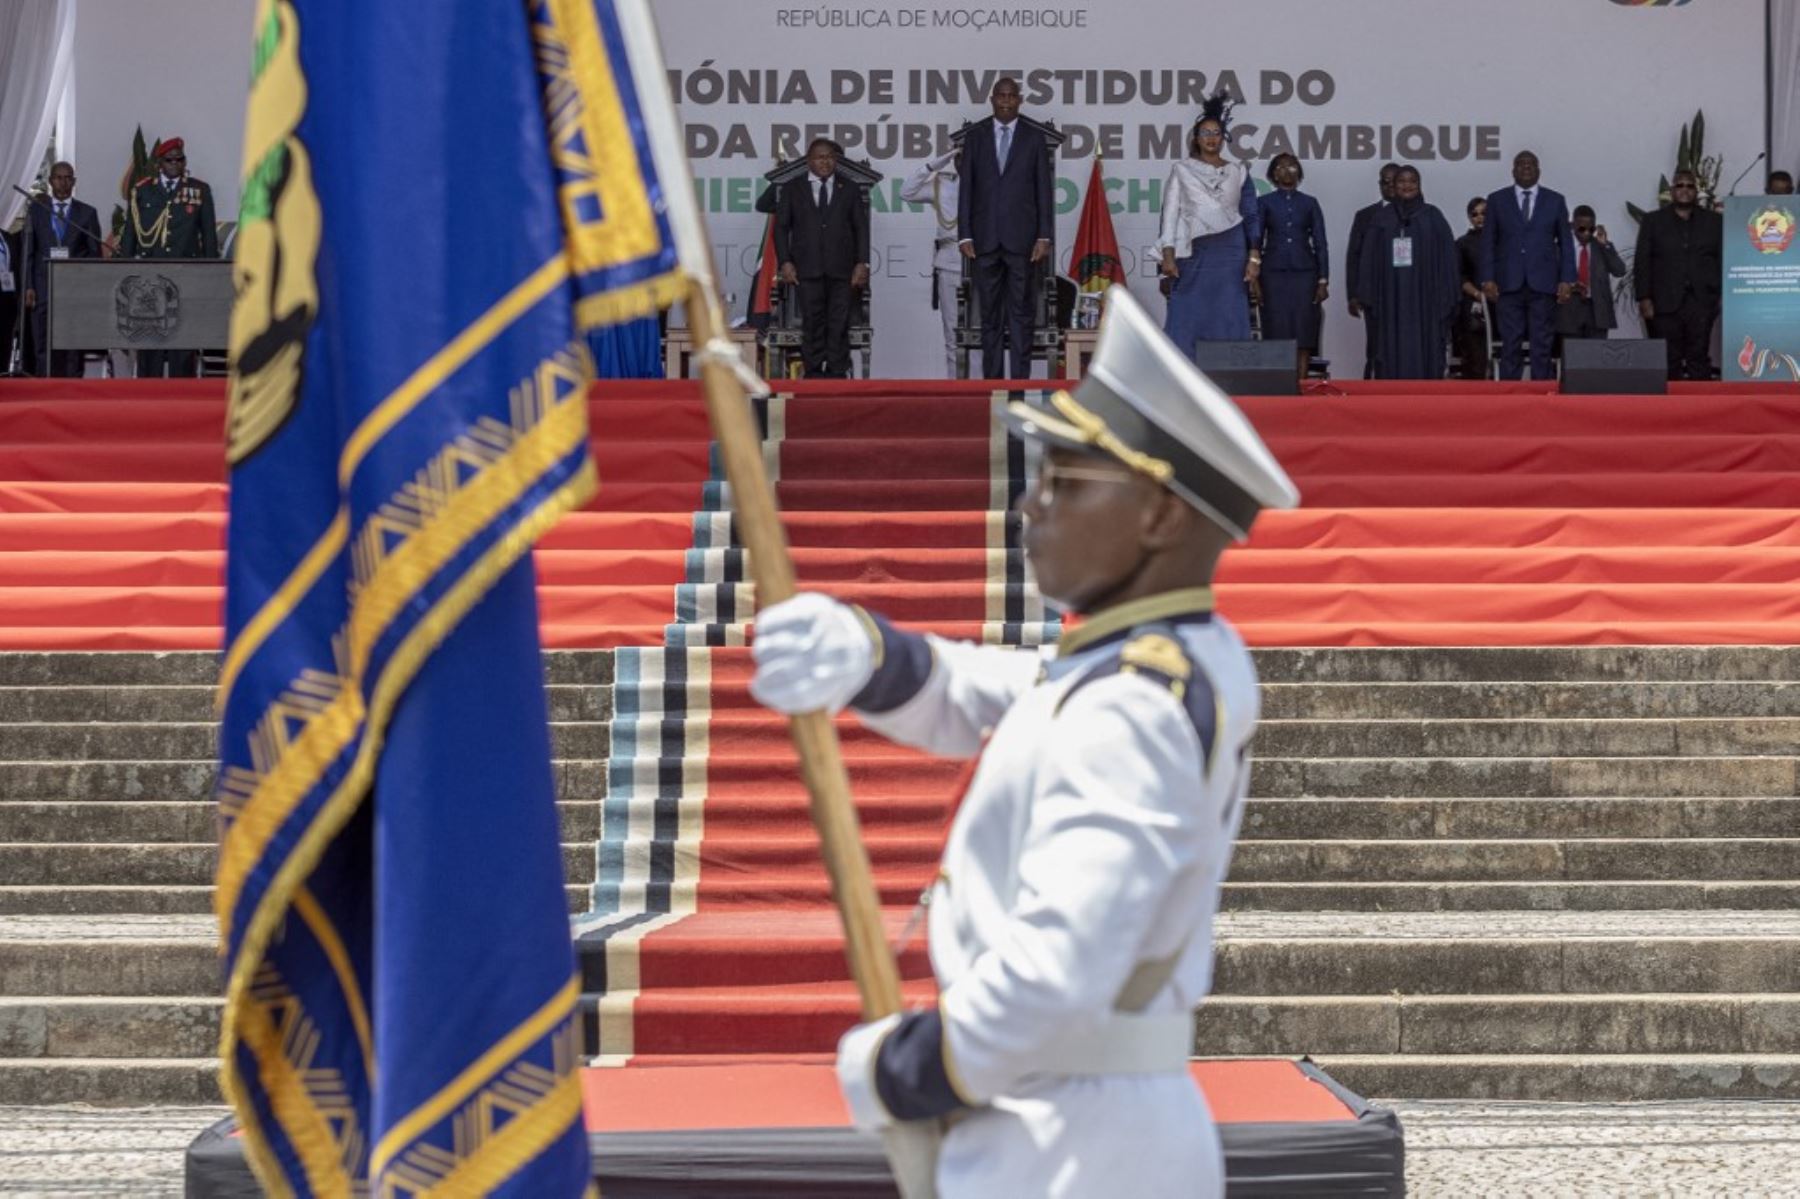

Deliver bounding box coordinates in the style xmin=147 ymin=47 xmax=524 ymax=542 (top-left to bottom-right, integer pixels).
xmin=750 ymin=285 xmax=1299 ymax=1199
xmin=899 ymin=147 xmax=964 ymax=378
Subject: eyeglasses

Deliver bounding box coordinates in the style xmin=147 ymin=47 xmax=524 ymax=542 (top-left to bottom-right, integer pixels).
xmin=1672 ymin=181 xmax=1697 ymax=189
xmin=163 ymin=155 xmax=186 ymax=163
xmin=1029 ymin=459 xmax=1141 ymax=506
xmin=1195 ymin=128 xmax=1225 ymax=138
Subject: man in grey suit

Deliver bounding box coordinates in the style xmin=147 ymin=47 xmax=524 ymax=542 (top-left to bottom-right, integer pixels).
xmin=957 ymin=78 xmax=1054 ymax=379
xmin=1556 ymin=205 xmax=1627 ymax=345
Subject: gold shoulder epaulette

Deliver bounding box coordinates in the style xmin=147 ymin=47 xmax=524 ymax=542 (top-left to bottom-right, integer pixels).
xmin=1120 ymin=632 xmax=1192 ymax=700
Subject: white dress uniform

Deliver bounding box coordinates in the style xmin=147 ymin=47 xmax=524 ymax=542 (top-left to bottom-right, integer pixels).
xmin=752 ymin=286 xmax=1300 ymax=1199
xmin=899 ymin=153 xmax=962 ymax=378
xmin=848 ymin=594 xmax=1259 ymax=1198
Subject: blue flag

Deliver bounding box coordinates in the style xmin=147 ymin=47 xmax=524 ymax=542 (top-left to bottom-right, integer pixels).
xmin=217 ymin=0 xmax=692 ymax=1191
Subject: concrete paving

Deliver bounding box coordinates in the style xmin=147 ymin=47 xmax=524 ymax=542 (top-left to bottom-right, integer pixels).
xmin=3 ymin=1101 xmax=1800 ymax=1196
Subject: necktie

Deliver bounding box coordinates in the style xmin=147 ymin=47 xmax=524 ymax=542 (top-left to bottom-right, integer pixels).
xmin=53 ymin=203 xmax=67 ymax=243
xmin=1520 ymin=189 xmax=1533 ymax=223
xmin=998 ymin=124 xmax=1011 ymax=172
xmin=1578 ymin=243 xmax=1591 ymax=288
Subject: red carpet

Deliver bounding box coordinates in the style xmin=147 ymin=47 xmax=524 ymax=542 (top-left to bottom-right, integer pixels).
xmin=583 ymin=1058 xmax=1359 ymax=1130
xmin=3 ymin=378 xmax=1799 ymax=648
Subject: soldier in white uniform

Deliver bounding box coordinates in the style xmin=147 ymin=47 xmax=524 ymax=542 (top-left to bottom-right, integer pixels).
xmin=899 ymin=149 xmax=963 ymax=377
xmin=751 ymin=285 xmax=1299 ymax=1198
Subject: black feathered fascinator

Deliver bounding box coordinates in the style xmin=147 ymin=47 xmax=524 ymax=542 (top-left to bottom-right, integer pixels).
xmin=1194 ymin=90 xmax=1237 ymax=134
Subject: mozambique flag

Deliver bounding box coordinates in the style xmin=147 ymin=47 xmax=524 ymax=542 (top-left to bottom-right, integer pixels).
xmin=217 ymin=0 xmax=695 ymax=1192
xmin=746 ymin=214 xmax=779 ymax=329
xmin=1069 ymin=155 xmax=1126 ymax=293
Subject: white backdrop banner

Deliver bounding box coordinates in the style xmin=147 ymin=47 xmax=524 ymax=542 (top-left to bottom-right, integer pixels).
xmin=652 ymin=0 xmax=1767 ymax=377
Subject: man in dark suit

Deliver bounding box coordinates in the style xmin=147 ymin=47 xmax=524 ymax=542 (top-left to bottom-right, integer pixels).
xmin=775 ymin=138 xmax=869 ymax=378
xmin=1634 ymin=169 xmax=1724 ymax=381
xmin=957 ymin=77 xmax=1053 ymax=379
xmin=1556 ymin=204 xmax=1627 ymax=348
xmin=1345 ymin=162 xmax=1399 ymax=378
xmin=23 ymin=162 xmax=103 ymax=377
xmin=1479 ymin=150 xmax=1576 ymax=380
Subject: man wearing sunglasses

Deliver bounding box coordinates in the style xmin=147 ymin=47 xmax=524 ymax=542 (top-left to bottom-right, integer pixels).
xmin=750 ymin=287 xmax=1297 ymax=1197
xmin=121 ymin=136 xmax=219 ymax=377
xmin=1633 ymin=169 xmax=1723 ymax=381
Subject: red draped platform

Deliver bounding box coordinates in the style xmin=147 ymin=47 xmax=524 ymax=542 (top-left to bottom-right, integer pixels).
xmin=188 ymin=1058 xmax=1402 ymax=1195
xmin=3 ymin=378 xmax=1799 ymax=650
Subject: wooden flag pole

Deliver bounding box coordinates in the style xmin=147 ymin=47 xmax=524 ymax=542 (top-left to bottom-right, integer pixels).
xmin=683 ymin=278 xmax=904 ymax=1023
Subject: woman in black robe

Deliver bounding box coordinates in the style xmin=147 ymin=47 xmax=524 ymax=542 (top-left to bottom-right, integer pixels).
xmin=1353 ymin=165 xmax=1460 ymax=380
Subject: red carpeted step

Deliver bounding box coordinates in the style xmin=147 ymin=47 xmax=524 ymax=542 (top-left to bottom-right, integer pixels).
xmin=1295 ymin=473 xmax=1800 ymax=508
xmin=696 ymin=832 xmax=943 ymax=867
xmin=672 ymin=716 xmax=938 ymax=758
xmin=628 ymin=981 xmax=939 ymax=1055
xmin=774 ymin=510 xmax=1008 ymax=549
xmin=1216 ymin=547 xmax=1800 ymax=585
xmin=0 ymin=399 xmax=225 ymax=443
xmin=1248 ymin=509 xmax=1800 ymax=550
xmin=1234 ymin=621 xmax=1800 ymax=647
xmin=626 ymin=910 xmax=929 ymax=988
xmin=0 ymin=440 xmax=716 ymax=485
xmin=695 ymin=757 xmax=966 ymax=798
xmin=0 ymin=585 xmax=678 ymax=632
xmin=773 ymin=439 xmax=993 ymax=481
xmin=0 ymin=549 xmax=709 ymax=588
xmin=0 ymin=482 xmax=226 ymax=514
xmin=695 ymin=867 xmax=936 ymax=910
xmin=11 ymin=617 xmax=1798 ymax=652
xmin=599 ymin=397 xmax=996 ymax=442
xmin=1213 ymin=581 xmax=1800 ymax=624
xmin=1270 ymin=434 xmax=1800 ymax=477
xmin=1242 ymin=388 xmax=1800 ymax=438
xmin=0 ymin=517 xmax=227 ymax=552
xmin=543 ymin=514 xmax=716 ymax=550
xmin=772 ymin=480 xmax=999 ymax=511
xmin=0 ymin=626 xmax=227 ymax=650
xmin=693 ymin=872 xmax=936 ymax=909
xmin=697 ymin=793 xmax=952 ymax=833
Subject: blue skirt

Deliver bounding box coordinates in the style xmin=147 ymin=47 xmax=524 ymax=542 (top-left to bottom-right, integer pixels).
xmin=1259 ymin=269 xmax=1322 ymax=350
xmin=1164 ymin=232 xmax=1251 ymax=356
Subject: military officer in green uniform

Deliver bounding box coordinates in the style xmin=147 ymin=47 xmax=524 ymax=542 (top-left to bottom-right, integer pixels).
xmin=120 ymin=137 xmax=218 ymax=377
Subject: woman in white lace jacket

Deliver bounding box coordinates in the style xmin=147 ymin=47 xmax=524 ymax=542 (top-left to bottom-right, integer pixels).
xmin=1156 ymin=92 xmax=1262 ymax=357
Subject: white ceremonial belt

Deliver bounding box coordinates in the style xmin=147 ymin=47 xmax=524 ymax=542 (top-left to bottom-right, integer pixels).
xmin=1032 ymin=1012 xmax=1193 ymax=1076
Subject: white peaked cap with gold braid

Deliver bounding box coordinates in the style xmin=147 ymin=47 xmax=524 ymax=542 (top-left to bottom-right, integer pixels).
xmin=998 ymin=285 xmax=1300 ymax=541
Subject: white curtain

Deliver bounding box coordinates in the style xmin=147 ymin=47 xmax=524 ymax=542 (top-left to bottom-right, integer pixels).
xmin=1776 ymin=0 xmax=1800 ymax=181
xmin=0 ymin=0 xmax=75 ymax=230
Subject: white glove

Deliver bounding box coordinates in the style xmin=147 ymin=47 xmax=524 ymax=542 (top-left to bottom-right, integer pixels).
xmin=750 ymin=593 xmax=877 ymax=715
xmin=841 ymin=1015 xmax=944 ymax=1196
xmin=929 ymin=150 xmax=957 ymax=173
xmin=837 ymin=1013 xmax=902 ymax=1131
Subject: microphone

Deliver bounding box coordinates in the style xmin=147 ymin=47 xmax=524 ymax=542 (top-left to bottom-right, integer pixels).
xmin=1726 ymin=151 xmax=1768 ymax=198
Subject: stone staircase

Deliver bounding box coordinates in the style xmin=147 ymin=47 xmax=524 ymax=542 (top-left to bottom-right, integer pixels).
xmin=3 ymin=645 xmax=1799 ymax=1104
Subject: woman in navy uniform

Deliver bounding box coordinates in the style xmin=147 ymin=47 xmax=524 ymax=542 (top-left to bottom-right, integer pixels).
xmin=1255 ymin=153 xmax=1328 ymax=380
